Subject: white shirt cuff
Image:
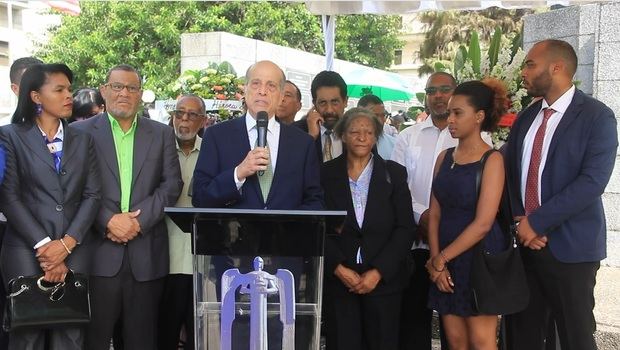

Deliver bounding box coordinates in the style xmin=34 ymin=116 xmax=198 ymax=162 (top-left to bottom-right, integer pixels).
xmin=233 ymin=166 xmax=245 ymax=190
xmin=34 ymin=237 xmax=52 ymax=249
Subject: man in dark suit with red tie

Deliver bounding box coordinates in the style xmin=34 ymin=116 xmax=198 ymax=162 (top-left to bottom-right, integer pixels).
xmin=504 ymin=39 xmax=618 ymax=349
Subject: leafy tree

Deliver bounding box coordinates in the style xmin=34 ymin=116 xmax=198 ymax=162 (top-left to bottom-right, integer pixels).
xmin=38 ymin=1 xmax=403 ymax=96
xmin=417 ymin=8 xmax=533 ymax=75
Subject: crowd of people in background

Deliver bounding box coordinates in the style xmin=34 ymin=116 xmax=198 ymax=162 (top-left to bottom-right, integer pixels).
xmin=0 ymin=37 xmax=616 ymax=350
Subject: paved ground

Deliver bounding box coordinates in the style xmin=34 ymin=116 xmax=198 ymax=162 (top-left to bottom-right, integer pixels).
xmin=430 ymin=266 xmax=620 ymax=349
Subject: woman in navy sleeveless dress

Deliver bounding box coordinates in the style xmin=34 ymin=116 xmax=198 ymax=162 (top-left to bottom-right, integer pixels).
xmin=425 ymin=79 xmax=510 ymax=350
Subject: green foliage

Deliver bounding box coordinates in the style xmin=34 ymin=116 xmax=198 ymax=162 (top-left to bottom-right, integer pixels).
xmin=167 ymin=62 xmax=244 ymax=101
xmin=468 ymin=31 xmax=481 ymax=74
xmin=37 ymin=1 xmax=403 ymax=97
xmin=453 ymin=45 xmax=468 ymax=77
xmin=418 ymin=8 xmax=533 ymax=75
xmin=335 ymin=14 xmax=404 ymax=69
xmin=488 ymin=27 xmax=502 ymax=68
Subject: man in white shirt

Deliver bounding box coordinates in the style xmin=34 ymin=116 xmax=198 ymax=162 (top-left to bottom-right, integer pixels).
xmin=294 ymin=70 xmax=348 ymax=162
xmin=391 ymin=72 xmax=457 ymax=350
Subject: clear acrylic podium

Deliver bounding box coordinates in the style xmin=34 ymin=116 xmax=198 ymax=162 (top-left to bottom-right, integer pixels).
xmin=165 ymin=208 xmax=346 ymax=350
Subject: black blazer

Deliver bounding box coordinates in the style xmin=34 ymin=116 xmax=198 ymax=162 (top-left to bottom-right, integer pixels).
xmin=321 ymin=154 xmax=415 ymax=296
xmin=72 ymin=114 xmax=183 ymax=281
xmin=293 ymin=118 xmax=324 ymax=162
xmin=0 ymin=121 xmax=101 ymax=283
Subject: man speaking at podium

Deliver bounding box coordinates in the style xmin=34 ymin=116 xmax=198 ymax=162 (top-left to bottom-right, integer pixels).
xmin=192 ymin=60 xmax=323 ymax=211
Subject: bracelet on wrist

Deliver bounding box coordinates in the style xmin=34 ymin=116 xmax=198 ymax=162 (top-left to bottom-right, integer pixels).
xmin=439 ymin=250 xmax=450 ymax=264
xmin=59 ymin=238 xmax=72 ymax=255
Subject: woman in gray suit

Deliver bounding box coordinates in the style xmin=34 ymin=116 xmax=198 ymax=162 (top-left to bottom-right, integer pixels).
xmin=0 ymin=63 xmax=101 ymax=350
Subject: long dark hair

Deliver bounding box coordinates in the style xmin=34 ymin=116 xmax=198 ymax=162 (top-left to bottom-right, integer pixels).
xmin=11 ymin=63 xmax=73 ymax=125
xmin=72 ymin=88 xmax=105 ymax=120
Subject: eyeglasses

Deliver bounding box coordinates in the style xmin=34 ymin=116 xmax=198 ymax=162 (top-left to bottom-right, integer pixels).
xmin=425 ymin=85 xmax=453 ymax=96
xmin=105 ymin=82 xmax=141 ymax=93
xmin=170 ymin=109 xmax=205 ymax=121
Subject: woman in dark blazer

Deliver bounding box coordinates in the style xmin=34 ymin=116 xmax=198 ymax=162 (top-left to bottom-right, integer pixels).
xmin=0 ymin=63 xmax=101 ymax=350
xmin=321 ymin=107 xmax=415 ymax=350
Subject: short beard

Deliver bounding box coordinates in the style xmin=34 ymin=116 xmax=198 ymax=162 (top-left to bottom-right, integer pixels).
xmin=176 ymin=131 xmax=197 ymax=142
xmin=432 ymin=111 xmax=449 ymax=120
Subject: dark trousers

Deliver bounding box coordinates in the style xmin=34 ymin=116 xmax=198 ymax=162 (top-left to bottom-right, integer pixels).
xmin=326 ymin=291 xmax=401 ymax=350
xmin=0 ymin=221 xmax=7 ymax=350
xmin=86 ymin=250 xmax=165 ymax=350
xmin=8 ymin=327 xmax=83 ymax=350
xmin=399 ymin=249 xmax=434 ymax=350
xmin=504 ymin=247 xmax=599 ymax=350
xmin=158 ymin=274 xmax=194 ymax=350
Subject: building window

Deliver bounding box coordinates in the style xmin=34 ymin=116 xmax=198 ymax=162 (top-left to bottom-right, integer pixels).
xmin=12 ymin=8 xmax=22 ymax=30
xmin=0 ymin=41 xmax=9 ymax=66
xmin=394 ymin=50 xmax=403 ymax=65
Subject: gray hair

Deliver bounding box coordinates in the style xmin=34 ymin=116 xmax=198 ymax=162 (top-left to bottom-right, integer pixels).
xmin=334 ymin=107 xmax=383 ymax=140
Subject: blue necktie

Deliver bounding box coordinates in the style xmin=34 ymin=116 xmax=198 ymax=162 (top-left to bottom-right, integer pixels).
xmin=44 ymin=137 xmax=63 ymax=173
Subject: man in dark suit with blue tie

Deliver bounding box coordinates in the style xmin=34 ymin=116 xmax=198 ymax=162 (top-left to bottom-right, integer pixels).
xmin=192 ymin=60 xmax=322 ymax=210
xmin=504 ymin=39 xmax=618 ymax=349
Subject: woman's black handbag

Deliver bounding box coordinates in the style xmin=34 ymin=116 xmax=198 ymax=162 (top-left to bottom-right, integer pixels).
xmin=3 ymin=270 xmax=91 ymax=331
xmin=470 ymin=150 xmax=530 ymax=315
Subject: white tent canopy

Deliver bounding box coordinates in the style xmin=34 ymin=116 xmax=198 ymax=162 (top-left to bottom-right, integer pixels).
xmin=306 ymin=1 xmax=602 ymax=15
xmin=306 ymin=0 xmax=610 ymax=69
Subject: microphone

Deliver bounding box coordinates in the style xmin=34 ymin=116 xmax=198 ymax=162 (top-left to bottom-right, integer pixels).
xmin=256 ymin=111 xmax=268 ymax=176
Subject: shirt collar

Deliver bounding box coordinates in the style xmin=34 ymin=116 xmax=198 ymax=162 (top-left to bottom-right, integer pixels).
xmin=108 ymin=113 xmax=138 ymax=134
xmin=245 ymin=112 xmax=278 ymax=133
xmin=38 ymin=121 xmax=64 ymax=141
xmin=541 ymin=85 xmax=576 ymax=114
xmin=175 ymin=135 xmax=202 ymax=153
xmin=420 ymin=115 xmax=444 ymax=131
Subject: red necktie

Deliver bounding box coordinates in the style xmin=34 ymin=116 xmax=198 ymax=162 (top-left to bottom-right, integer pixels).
xmin=524 ymin=108 xmax=555 ymax=214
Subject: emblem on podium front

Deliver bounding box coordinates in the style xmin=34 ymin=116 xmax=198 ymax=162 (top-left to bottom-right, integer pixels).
xmin=221 ymin=256 xmax=296 ymax=350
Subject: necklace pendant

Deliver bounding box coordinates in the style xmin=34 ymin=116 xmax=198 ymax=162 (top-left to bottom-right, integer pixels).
xmin=451 ymin=161 xmax=455 ymax=169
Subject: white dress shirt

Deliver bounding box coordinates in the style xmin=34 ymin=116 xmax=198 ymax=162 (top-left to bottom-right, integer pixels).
xmin=234 ymin=113 xmax=281 ymax=189
xmin=321 ymin=125 xmax=343 ymax=160
xmin=391 ymin=117 xmax=492 ymax=250
xmin=520 ymin=85 xmax=575 ymax=207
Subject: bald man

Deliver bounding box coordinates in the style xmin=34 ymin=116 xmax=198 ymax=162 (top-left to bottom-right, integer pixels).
xmin=192 ymin=60 xmax=322 ymax=210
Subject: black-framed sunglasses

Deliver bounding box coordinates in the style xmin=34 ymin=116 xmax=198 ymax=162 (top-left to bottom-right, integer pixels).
xmin=425 ymin=85 xmax=453 ymax=95
xmin=170 ymin=109 xmax=205 ymax=121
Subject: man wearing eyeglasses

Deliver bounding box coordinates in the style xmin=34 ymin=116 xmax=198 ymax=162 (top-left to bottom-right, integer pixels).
xmin=391 ymin=72 xmax=491 ymax=350
xmin=73 ymin=64 xmax=182 ymax=350
xmin=157 ymin=94 xmax=205 ymax=349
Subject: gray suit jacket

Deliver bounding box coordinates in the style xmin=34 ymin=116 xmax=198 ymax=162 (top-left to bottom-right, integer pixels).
xmin=0 ymin=121 xmax=101 ymax=283
xmin=72 ymin=114 xmax=182 ymax=281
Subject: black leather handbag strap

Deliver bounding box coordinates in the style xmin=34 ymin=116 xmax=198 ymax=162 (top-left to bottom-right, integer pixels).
xmin=475 ymin=149 xmax=518 ymax=246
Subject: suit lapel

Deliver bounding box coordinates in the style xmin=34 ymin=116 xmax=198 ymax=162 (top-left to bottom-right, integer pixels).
xmin=60 ymin=119 xmax=76 ymax=169
xmin=269 ymin=124 xmax=291 ymax=204
xmin=546 ymin=90 xmax=583 ymax=161
xmin=331 ymin=155 xmax=359 ymax=231
xmin=93 ymin=114 xmax=121 ymax=186
xmin=516 ymin=101 xmax=541 ymax=169
xmin=16 ymin=123 xmax=56 ymax=172
xmin=360 ymin=157 xmax=387 ymax=230
xmin=236 ymin=118 xmax=262 ymax=203
xmin=131 ymin=117 xmax=154 ymax=188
